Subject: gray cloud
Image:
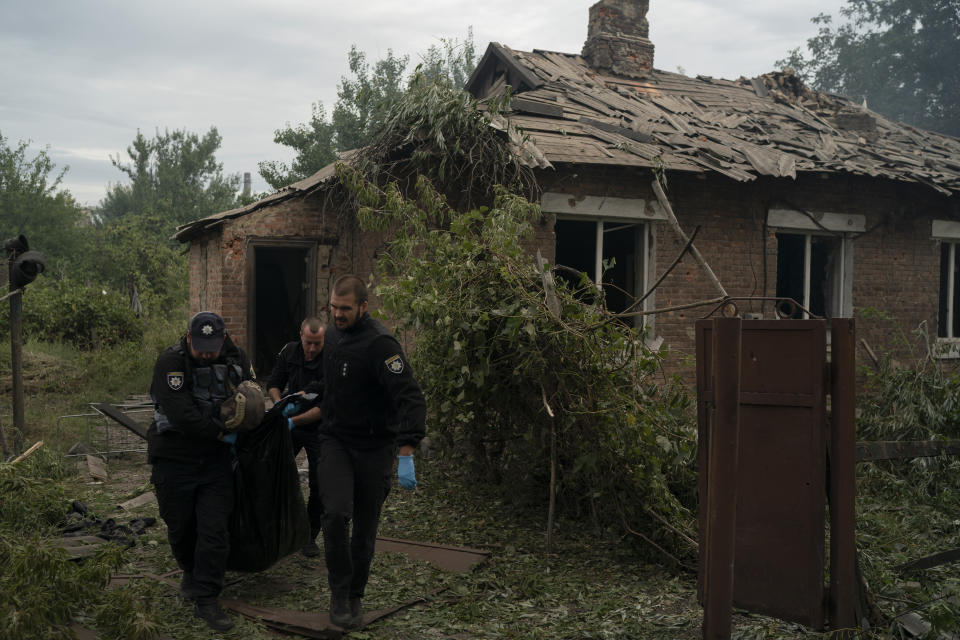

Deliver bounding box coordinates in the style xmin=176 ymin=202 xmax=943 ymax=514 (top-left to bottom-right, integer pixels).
xmin=2 ymin=0 xmax=845 ymax=206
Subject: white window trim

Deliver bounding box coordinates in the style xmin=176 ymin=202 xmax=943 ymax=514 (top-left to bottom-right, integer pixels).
xmin=541 ymin=192 xmax=667 ymax=223
xmin=767 ymin=208 xmax=859 ymax=318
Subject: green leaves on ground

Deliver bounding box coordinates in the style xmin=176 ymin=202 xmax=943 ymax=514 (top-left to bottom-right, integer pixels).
xmin=0 ymin=451 xmax=157 ymax=640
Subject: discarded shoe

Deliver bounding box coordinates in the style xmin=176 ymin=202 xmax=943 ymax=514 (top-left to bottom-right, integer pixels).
xmin=301 ymin=539 xmax=321 ymax=557
xmin=194 ymin=601 xmax=233 ymax=631
xmin=330 ymin=595 xmax=359 ymax=628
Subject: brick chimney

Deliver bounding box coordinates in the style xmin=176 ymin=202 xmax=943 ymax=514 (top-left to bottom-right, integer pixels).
xmin=582 ymin=0 xmax=655 ymax=78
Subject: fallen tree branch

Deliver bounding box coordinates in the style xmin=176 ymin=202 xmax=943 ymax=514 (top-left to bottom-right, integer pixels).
xmin=10 ymin=440 xmax=43 ymax=464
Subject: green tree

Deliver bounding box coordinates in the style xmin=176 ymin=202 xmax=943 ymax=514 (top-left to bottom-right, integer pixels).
xmin=259 ymin=30 xmax=477 ymax=190
xmin=98 ymin=127 xmax=241 ymax=227
xmin=0 ymin=131 xmax=84 ymax=264
xmin=778 ymin=0 xmax=960 ymax=136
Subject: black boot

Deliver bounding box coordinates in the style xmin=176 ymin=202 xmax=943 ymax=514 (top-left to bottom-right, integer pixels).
xmin=302 ymin=527 xmax=322 ymax=557
xmin=349 ymin=596 xmax=364 ymax=627
xmin=194 ymin=601 xmax=233 ymax=631
xmin=330 ymin=594 xmax=357 ymax=628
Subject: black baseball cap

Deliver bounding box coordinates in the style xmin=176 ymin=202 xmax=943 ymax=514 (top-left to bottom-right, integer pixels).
xmin=188 ymin=311 xmax=226 ymax=352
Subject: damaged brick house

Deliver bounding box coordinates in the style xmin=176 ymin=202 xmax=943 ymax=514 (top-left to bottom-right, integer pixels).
xmin=175 ymin=0 xmax=960 ymax=380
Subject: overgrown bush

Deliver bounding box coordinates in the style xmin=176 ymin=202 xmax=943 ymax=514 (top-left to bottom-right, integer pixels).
xmin=343 ymin=166 xmax=697 ymax=562
xmin=0 ymin=449 xmax=157 ymax=639
xmin=0 ymin=275 xmax=143 ymax=349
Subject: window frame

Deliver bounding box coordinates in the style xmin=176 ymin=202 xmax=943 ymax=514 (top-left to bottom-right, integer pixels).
xmin=767 ymin=208 xmax=863 ymax=319
xmin=931 ymin=220 xmax=960 ymax=357
xmin=542 ymin=193 xmax=663 ymax=329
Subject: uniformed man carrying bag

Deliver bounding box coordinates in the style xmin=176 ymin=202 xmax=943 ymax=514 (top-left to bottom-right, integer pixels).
xmin=147 ymin=311 xmax=255 ymax=632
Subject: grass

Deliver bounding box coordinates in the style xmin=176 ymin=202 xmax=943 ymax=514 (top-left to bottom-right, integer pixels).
xmin=4 ymin=324 xmax=960 ymax=637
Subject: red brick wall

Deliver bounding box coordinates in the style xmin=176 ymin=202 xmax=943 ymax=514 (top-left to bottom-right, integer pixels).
xmin=185 ymin=191 xmax=393 ymax=354
xmin=538 ymin=166 xmax=958 ymax=382
xmin=186 ymin=167 xmax=958 ymax=384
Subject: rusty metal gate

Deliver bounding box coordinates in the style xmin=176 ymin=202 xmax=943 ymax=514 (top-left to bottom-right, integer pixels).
xmin=696 ymin=317 xmax=857 ymax=637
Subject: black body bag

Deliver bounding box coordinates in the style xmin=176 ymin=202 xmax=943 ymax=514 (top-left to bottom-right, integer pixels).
xmin=226 ymin=409 xmax=310 ymax=572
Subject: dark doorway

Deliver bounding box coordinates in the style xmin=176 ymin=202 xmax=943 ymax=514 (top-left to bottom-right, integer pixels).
xmin=252 ymin=246 xmax=313 ymax=376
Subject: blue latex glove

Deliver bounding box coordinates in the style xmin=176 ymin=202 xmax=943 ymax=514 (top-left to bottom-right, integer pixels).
xmin=287 ymin=418 xmax=295 ymax=431
xmin=282 ymin=401 xmax=301 ymax=417
xmin=221 ymin=432 xmax=237 ymax=445
xmin=397 ymin=455 xmax=417 ymax=490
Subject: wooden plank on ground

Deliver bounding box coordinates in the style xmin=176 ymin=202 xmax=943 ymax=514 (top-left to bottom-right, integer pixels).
xmin=118 ymin=491 xmax=156 ymax=511
xmin=895 ymin=547 xmax=960 ymax=573
xmin=90 ymin=403 xmax=148 ymax=440
xmin=87 ymin=455 xmax=108 ymax=481
xmin=855 ymin=440 xmax=960 ymax=462
xmin=375 ymin=536 xmax=490 ymax=573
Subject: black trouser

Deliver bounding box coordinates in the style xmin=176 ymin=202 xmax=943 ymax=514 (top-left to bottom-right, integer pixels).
xmin=291 ymin=426 xmax=324 ymax=535
xmin=151 ymin=456 xmax=233 ymax=604
xmin=317 ymin=434 xmax=393 ymax=599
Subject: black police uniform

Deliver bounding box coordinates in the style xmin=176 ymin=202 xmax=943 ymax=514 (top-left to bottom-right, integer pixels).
xmin=267 ymin=340 xmax=324 ymax=536
xmin=318 ymin=312 xmax=426 ymax=603
xmin=147 ymin=334 xmax=253 ymax=605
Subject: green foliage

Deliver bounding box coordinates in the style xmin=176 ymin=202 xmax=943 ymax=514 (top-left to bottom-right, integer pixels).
xmin=344 ymin=164 xmax=696 ymax=560
xmin=75 ymin=213 xmax=188 ymax=315
xmin=0 ymin=451 xmax=157 ymax=640
xmin=259 ymin=102 xmax=338 ymax=189
xmin=352 ymin=76 xmax=534 ymax=211
xmin=98 ymin=127 xmax=242 ymax=227
xmin=779 ymin=0 xmax=960 ymax=136
xmin=259 ymin=30 xmax=477 ymax=190
xmin=418 ymin=27 xmax=478 ymax=90
xmin=0 ymin=131 xmax=85 ymax=265
xmin=1 ymin=275 xmax=144 ymax=349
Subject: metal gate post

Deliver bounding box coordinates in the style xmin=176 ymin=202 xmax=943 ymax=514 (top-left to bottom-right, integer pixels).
xmin=703 ymin=317 xmax=741 ymax=640
xmin=829 ymin=318 xmax=857 ymax=635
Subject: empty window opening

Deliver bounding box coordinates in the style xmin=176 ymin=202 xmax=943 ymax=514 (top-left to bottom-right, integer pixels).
xmin=776 ymin=233 xmax=846 ymax=319
xmin=555 ymin=218 xmax=647 ymax=326
xmin=939 ymin=242 xmax=960 ymax=338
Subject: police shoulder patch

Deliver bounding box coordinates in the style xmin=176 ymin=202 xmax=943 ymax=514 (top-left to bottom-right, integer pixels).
xmin=167 ymin=372 xmax=185 ymax=391
xmin=384 ymin=354 xmax=404 ymax=374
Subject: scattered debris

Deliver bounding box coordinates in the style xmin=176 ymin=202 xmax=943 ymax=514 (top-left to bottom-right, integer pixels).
xmin=86 ymin=454 xmax=108 ymax=481
xmin=10 ymin=440 xmax=43 ymax=464
xmin=117 ymin=491 xmax=156 ymax=511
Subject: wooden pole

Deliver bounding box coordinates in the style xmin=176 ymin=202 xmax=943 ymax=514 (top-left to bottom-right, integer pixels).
xmin=9 ymin=258 xmax=24 ymax=455
xmin=703 ymin=317 xmax=741 ymax=640
xmin=10 ymin=440 xmax=42 ymax=464
xmin=829 ymin=318 xmax=857 ymax=636
xmin=542 ymin=385 xmax=556 ymax=554
xmin=651 ymin=179 xmax=727 ymax=298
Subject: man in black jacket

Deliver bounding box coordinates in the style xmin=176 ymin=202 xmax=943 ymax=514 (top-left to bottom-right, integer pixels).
xmin=266 ymin=316 xmax=325 ymax=556
xmin=319 ymin=275 xmax=426 ymax=629
xmin=147 ymin=311 xmax=254 ymax=632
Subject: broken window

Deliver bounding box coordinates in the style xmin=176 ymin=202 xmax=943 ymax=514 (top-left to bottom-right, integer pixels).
xmin=554 ymin=218 xmax=649 ymax=327
xmin=938 ymin=241 xmax=960 ymax=338
xmin=768 ymin=209 xmax=860 ymax=320
xmin=932 ymin=221 xmax=960 ymax=345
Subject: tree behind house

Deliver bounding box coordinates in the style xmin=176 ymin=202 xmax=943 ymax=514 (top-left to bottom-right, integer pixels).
xmin=98 ymin=127 xmax=242 ymax=227
xmin=259 ymin=29 xmax=477 ymax=190
xmin=778 ymin=0 xmax=960 ymax=136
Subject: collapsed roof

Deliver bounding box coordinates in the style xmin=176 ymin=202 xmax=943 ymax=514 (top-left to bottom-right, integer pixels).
xmin=466 ymin=42 xmax=960 ymax=196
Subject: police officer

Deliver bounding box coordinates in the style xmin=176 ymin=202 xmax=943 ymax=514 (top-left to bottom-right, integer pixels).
xmin=267 ymin=316 xmax=325 ymax=556
xmin=319 ymin=275 xmax=426 ymax=629
xmin=147 ymin=311 xmax=254 ymax=632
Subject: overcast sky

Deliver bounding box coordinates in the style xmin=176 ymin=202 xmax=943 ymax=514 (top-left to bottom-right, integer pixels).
xmin=1 ymin=0 xmax=847 ymax=207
